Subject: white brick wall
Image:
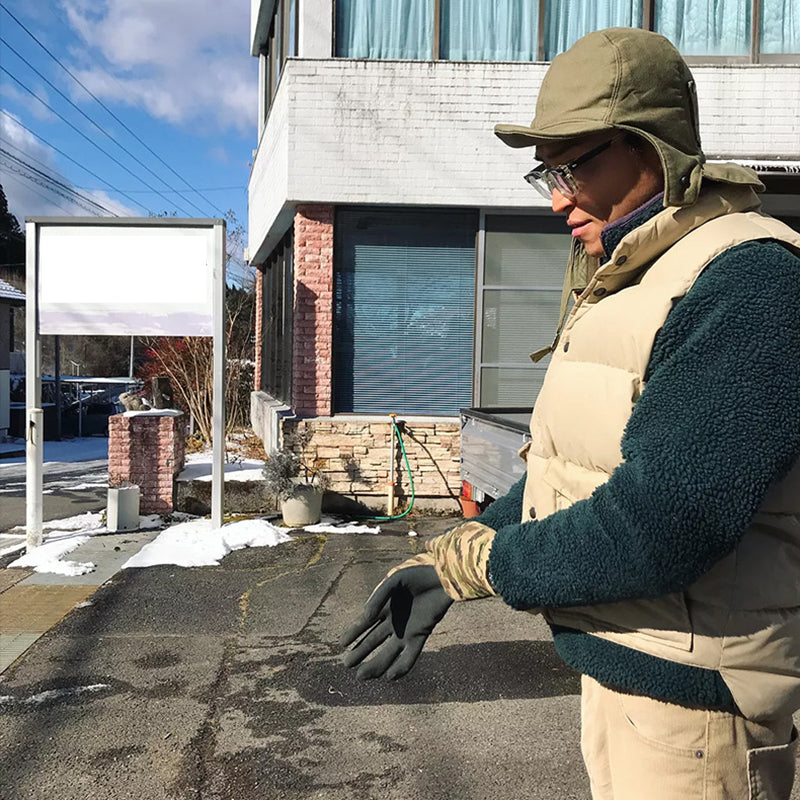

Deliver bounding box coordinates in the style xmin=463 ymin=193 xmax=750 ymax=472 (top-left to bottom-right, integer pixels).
xmin=249 ymin=85 xmax=292 ymax=260
xmin=249 ymin=58 xmax=800 ymax=261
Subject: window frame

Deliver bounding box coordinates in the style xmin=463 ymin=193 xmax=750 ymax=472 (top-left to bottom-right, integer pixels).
xmin=474 ymin=209 xmax=572 ymax=407
xmin=261 ymin=0 xmax=301 ymax=123
xmin=260 ymin=229 xmax=294 ymax=404
xmin=330 ymin=0 xmax=797 ymax=64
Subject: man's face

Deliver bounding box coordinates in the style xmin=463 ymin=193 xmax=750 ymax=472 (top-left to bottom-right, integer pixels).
xmin=535 ymin=133 xmax=664 ymax=258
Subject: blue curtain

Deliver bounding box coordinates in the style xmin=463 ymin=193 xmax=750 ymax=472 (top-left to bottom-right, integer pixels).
xmin=440 ymin=0 xmax=538 ymax=61
xmin=336 ymin=0 xmax=434 ymax=59
xmin=761 ymin=0 xmax=800 ymax=54
xmin=655 ymin=0 xmax=751 ymax=55
xmin=544 ymin=0 xmax=642 ymax=59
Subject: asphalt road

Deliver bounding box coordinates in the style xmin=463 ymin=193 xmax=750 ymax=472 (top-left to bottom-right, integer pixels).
xmin=0 ymin=522 xmax=590 ymax=800
xmin=0 ymin=458 xmax=108 ymax=533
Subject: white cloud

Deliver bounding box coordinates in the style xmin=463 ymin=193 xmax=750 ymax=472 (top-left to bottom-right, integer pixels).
xmin=61 ymin=0 xmax=257 ymax=134
xmin=0 ymin=78 xmax=58 ymax=124
xmin=0 ymin=111 xmax=136 ymax=220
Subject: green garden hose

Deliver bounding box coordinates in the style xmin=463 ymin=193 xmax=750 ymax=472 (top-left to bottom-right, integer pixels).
xmin=362 ymin=417 xmax=415 ymax=521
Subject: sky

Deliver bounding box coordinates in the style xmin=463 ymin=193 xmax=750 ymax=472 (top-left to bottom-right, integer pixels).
xmin=0 ymin=0 xmax=257 ymax=282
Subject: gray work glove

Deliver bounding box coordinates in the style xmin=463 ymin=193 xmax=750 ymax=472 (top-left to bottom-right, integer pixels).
xmin=339 ymin=564 xmax=453 ymax=680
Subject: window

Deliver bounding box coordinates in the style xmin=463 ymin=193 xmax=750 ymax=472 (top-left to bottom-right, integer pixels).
xmin=333 ymin=0 xmax=798 ymax=62
xmin=260 ymin=231 xmax=293 ymax=404
xmin=544 ymin=0 xmax=642 ymax=60
xmin=334 ymin=208 xmax=477 ymax=415
xmin=336 ymin=0 xmax=434 ymax=59
xmin=654 ymin=0 xmax=751 ymax=57
xmin=476 ymin=215 xmax=572 ymax=406
xmin=262 ymin=0 xmax=300 ymax=121
xmin=439 ymin=0 xmax=538 ymax=61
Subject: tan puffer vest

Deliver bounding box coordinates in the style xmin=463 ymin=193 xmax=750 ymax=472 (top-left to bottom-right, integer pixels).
xmin=522 ymin=183 xmax=800 ymax=720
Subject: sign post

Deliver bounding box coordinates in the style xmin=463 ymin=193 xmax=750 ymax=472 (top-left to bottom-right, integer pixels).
xmin=25 ymin=217 xmax=227 ymax=549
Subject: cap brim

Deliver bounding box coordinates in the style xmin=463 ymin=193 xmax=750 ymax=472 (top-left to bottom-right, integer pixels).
xmin=493 ymin=122 xmax=614 ymax=149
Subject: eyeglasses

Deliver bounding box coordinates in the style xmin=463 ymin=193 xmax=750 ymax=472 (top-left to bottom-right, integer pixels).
xmin=524 ymin=137 xmax=619 ymax=200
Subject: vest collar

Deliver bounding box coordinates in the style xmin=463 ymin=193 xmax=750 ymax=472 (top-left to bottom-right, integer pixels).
xmin=584 ymin=183 xmax=763 ymax=302
xmin=601 ymin=192 xmax=665 ymax=256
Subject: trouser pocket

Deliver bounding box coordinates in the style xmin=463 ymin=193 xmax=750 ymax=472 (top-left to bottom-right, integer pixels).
xmin=748 ymin=727 xmax=798 ymax=800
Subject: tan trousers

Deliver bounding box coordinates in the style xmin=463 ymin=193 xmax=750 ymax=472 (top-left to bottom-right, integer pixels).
xmin=581 ymin=676 xmax=798 ymax=800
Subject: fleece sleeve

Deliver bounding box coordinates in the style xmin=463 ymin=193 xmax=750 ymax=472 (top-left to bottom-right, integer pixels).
xmin=473 ymin=474 xmax=526 ymax=529
xmin=487 ymin=241 xmax=800 ymax=610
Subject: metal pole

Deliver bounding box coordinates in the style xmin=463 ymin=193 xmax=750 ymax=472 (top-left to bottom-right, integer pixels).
xmin=54 ymin=334 xmax=62 ymax=440
xmin=211 ymin=220 xmax=226 ymax=529
xmin=386 ymin=414 xmax=396 ymax=516
xmin=25 ymin=221 xmax=42 ymax=550
xmin=78 ymin=382 xmax=83 ymax=439
xmin=129 ymin=335 xmax=134 ymax=379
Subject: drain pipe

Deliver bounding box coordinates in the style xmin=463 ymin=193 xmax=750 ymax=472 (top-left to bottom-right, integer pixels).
xmin=386 ymin=413 xmax=397 ymax=516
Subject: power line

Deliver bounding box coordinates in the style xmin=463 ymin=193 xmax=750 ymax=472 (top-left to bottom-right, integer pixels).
xmin=1 ymin=65 xmax=196 ymax=216
xmin=1 ymin=134 xmax=136 ymax=216
xmin=0 ymin=2 xmax=227 ymax=217
xmin=1 ymin=146 xmax=116 ymax=215
xmin=0 ymin=111 xmax=152 ymax=213
xmin=3 ymin=167 xmax=88 ymax=216
xmin=89 ymin=185 xmax=246 ymax=194
xmin=0 ymin=146 xmax=117 ymax=215
xmin=0 ymin=36 xmax=209 ymax=217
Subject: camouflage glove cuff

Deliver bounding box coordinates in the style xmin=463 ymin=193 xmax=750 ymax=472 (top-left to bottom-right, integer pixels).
xmin=385 ymin=551 xmax=437 ymax=579
xmin=425 ymin=521 xmax=498 ymax=601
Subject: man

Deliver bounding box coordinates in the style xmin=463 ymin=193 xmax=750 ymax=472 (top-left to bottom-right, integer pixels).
xmin=341 ymin=28 xmax=800 ymax=799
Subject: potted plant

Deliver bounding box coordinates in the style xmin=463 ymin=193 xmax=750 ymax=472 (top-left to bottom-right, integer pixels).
xmin=262 ymin=446 xmax=329 ymax=527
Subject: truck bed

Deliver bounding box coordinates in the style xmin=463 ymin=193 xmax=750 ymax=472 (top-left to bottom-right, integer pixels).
xmin=460 ymin=407 xmax=532 ymax=501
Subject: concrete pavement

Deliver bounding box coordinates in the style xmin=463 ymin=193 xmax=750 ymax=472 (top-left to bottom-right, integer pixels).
xmin=0 ymin=517 xmax=592 ymax=800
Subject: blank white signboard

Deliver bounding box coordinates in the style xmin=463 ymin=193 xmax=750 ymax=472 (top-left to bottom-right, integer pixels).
xmin=38 ymin=225 xmax=215 ymax=336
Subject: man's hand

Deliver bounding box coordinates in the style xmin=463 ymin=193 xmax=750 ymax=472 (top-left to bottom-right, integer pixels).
xmin=339 ymin=565 xmax=453 ymax=681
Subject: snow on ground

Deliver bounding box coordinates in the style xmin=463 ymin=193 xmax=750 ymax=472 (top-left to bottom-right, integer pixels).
xmin=0 ymin=684 xmax=111 ymax=706
xmin=122 ymin=517 xmax=293 ymax=568
xmin=1 ymin=509 xmax=384 ymax=574
xmin=1 ymin=513 xmax=165 ymax=574
xmin=304 ymin=520 xmax=381 ymax=535
xmin=177 ymin=451 xmax=265 ymax=483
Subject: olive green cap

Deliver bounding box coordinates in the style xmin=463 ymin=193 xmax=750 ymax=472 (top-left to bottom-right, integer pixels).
xmin=494 ymin=27 xmax=762 ymax=206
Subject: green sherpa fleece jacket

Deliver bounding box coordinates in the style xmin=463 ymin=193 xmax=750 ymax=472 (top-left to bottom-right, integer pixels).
xmin=477 ymin=233 xmax=800 ymax=712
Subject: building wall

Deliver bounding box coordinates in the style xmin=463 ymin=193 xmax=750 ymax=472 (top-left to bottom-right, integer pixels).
xmin=250 ymin=82 xmax=291 ymax=262
xmin=249 ymin=59 xmax=800 ymax=261
xmin=254 ymin=267 xmax=263 ymax=390
xmin=292 ymin=204 xmax=334 ymax=416
xmin=300 ymin=0 xmax=333 ymax=58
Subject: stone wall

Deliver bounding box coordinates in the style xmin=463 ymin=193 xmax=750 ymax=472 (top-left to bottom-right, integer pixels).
xmin=283 ymin=416 xmax=462 ymax=513
xmin=108 ymin=411 xmax=186 ymax=515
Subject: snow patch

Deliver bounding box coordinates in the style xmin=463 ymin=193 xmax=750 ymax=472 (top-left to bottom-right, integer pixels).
xmin=122 ymin=517 xmax=292 ymax=569
xmin=177 ymin=452 xmax=265 ymax=483
xmin=303 ymin=522 xmax=381 ymax=535
xmin=0 ymin=684 xmax=110 ymax=706
xmin=8 ymin=534 xmax=95 ymax=575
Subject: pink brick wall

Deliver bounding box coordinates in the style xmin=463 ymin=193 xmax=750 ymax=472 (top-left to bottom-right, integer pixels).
xmin=254 ymin=267 xmax=263 ymax=390
xmin=108 ymin=413 xmax=186 ymax=515
xmin=292 ymin=204 xmax=334 ymax=416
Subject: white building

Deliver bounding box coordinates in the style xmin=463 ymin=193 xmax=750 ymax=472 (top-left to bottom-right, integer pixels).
xmin=248 ymin=0 xmax=800 ymax=508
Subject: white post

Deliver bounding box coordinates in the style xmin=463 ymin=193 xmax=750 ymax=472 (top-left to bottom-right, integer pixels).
xmin=211 ymin=220 xmax=226 ymax=529
xmin=25 ymin=221 xmax=43 ymax=550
